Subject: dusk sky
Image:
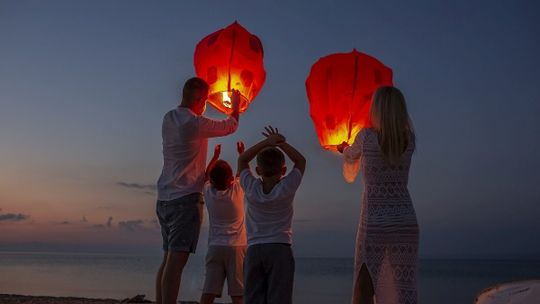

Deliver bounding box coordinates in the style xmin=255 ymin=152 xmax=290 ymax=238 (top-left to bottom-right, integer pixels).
xmin=1 ymin=0 xmax=539 ymax=258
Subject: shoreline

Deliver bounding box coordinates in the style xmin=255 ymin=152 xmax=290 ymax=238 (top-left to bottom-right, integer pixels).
xmin=0 ymin=294 xmax=228 ymax=304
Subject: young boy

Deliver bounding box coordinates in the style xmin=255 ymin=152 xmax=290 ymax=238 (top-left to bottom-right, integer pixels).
xmin=155 ymin=77 xmax=240 ymax=304
xmin=237 ymin=126 xmax=306 ymax=304
xmin=200 ymin=142 xmax=247 ymax=304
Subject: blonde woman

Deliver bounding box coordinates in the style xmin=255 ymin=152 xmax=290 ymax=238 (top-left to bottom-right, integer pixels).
xmin=338 ymin=86 xmax=419 ymax=304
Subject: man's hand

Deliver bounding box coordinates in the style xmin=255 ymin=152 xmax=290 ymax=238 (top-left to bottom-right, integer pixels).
xmin=237 ymin=141 xmax=245 ymax=154
xmin=337 ymin=141 xmax=349 ymax=154
xmin=262 ymin=125 xmax=286 ymax=146
xmin=213 ymin=144 xmax=221 ymax=158
xmin=231 ymin=89 xmax=240 ymax=112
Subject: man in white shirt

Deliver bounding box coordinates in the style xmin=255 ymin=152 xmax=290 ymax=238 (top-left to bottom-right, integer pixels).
xmin=155 ymin=77 xmax=240 ymax=304
xmin=237 ymin=126 xmax=306 ymax=304
xmin=200 ymin=142 xmax=247 ymax=304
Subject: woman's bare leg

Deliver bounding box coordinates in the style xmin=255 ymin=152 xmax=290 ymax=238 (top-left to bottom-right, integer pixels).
xmin=359 ymin=263 xmax=375 ymax=304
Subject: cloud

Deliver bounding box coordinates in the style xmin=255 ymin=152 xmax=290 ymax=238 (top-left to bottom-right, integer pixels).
xmin=118 ymin=219 xmax=145 ymax=232
xmin=90 ymin=216 xmax=113 ymax=229
xmin=117 ymin=182 xmax=157 ymax=192
xmin=0 ymin=211 xmax=30 ymax=222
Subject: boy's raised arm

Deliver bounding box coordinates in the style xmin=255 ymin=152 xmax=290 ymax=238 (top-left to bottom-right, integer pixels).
xmin=237 ymin=129 xmax=285 ymax=174
xmin=279 ymin=142 xmax=306 ymax=175
xmin=237 ymin=139 xmax=269 ymax=174
xmin=205 ymin=144 xmax=221 ymax=182
xmin=261 ymin=125 xmax=305 ymax=175
xmin=235 ymin=141 xmax=245 ymax=177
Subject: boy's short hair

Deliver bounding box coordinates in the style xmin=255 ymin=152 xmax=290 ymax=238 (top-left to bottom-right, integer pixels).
xmin=209 ymin=160 xmax=233 ymax=190
xmin=182 ymin=77 xmax=209 ymax=104
xmin=256 ymin=147 xmax=285 ymax=177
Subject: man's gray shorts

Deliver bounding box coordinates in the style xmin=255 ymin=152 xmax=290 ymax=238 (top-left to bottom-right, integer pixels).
xmin=244 ymin=243 xmax=295 ymax=304
xmin=156 ymin=193 xmax=204 ymax=253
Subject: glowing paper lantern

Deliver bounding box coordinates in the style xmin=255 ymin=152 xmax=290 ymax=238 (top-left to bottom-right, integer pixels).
xmin=194 ymin=21 xmax=266 ymax=114
xmin=305 ymin=49 xmax=393 ymax=151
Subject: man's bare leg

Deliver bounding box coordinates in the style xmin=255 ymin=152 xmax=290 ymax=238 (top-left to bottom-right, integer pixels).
xmin=155 ymin=251 xmax=168 ymax=304
xmin=231 ymin=296 xmax=243 ymax=304
xmin=162 ymin=251 xmax=190 ymax=304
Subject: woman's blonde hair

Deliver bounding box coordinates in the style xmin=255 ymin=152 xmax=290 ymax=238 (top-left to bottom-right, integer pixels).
xmin=370 ymin=86 xmax=415 ymax=164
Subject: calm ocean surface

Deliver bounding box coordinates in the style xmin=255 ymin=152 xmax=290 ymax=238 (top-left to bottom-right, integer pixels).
xmin=0 ymin=252 xmax=539 ymax=303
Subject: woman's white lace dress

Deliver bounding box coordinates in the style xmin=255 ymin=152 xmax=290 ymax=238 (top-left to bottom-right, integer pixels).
xmin=343 ymin=128 xmax=419 ymax=304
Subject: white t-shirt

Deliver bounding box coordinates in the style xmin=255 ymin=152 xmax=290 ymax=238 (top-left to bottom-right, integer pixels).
xmin=157 ymin=107 xmax=238 ymax=201
xmin=203 ymin=178 xmax=247 ymax=246
xmin=240 ymin=168 xmax=303 ymax=246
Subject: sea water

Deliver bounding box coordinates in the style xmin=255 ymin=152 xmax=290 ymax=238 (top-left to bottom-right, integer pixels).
xmin=0 ymin=252 xmax=539 ymax=303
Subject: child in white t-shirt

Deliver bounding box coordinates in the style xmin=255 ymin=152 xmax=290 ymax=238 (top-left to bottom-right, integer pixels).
xmin=200 ymin=142 xmax=247 ymax=304
xmin=237 ymin=126 xmax=306 ymax=304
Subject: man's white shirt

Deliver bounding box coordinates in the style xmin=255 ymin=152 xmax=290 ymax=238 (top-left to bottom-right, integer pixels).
xmin=157 ymin=107 xmax=238 ymax=201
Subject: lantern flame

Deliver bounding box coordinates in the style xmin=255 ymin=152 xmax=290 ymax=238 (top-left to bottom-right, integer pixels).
xmin=222 ymin=92 xmax=231 ymax=108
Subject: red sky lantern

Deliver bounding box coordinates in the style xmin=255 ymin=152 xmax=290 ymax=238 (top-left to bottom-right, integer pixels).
xmin=305 ymin=49 xmax=393 ymax=151
xmin=194 ymin=21 xmax=266 ymax=114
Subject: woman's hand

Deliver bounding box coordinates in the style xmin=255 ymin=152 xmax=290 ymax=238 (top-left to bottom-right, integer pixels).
xmin=337 ymin=141 xmax=349 ymax=153
xmin=262 ymin=125 xmax=286 ymax=146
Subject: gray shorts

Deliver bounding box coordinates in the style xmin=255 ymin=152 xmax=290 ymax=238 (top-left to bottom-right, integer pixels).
xmin=156 ymin=193 xmax=204 ymax=253
xmin=244 ymin=243 xmax=295 ymax=304
xmin=203 ymin=245 xmax=246 ymax=297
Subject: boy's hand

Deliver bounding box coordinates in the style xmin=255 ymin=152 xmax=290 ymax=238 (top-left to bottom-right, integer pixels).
xmin=231 ymin=89 xmax=240 ymax=112
xmin=262 ymin=125 xmax=286 ymax=146
xmin=337 ymin=141 xmax=349 ymax=153
xmin=213 ymin=144 xmax=221 ymax=158
xmin=237 ymin=141 xmax=245 ymax=154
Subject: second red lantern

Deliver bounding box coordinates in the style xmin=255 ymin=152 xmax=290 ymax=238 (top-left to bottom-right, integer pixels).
xmin=305 ymin=49 xmax=393 ymax=151
xmin=194 ymin=21 xmax=266 ymax=114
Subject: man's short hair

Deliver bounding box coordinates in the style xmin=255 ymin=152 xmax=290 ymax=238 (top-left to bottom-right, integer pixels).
xmin=256 ymin=147 xmax=285 ymax=177
xmin=209 ymin=160 xmax=233 ymax=190
xmin=182 ymin=77 xmax=209 ymax=104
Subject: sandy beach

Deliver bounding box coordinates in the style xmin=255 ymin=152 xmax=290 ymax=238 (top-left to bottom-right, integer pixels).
xmin=0 ymin=294 xmax=228 ymax=304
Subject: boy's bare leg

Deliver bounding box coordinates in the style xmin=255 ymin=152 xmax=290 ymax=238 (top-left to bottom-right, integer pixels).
xmin=162 ymin=251 xmax=190 ymax=304
xmin=200 ymin=293 xmax=216 ymax=304
xmin=231 ymin=296 xmax=243 ymax=304
xmin=155 ymin=251 xmax=168 ymax=304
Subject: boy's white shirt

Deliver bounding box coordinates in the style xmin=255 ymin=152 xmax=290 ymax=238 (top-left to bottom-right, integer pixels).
xmin=203 ymin=178 xmax=247 ymax=246
xmin=157 ymin=107 xmax=238 ymax=201
xmin=240 ymin=168 xmax=303 ymax=246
